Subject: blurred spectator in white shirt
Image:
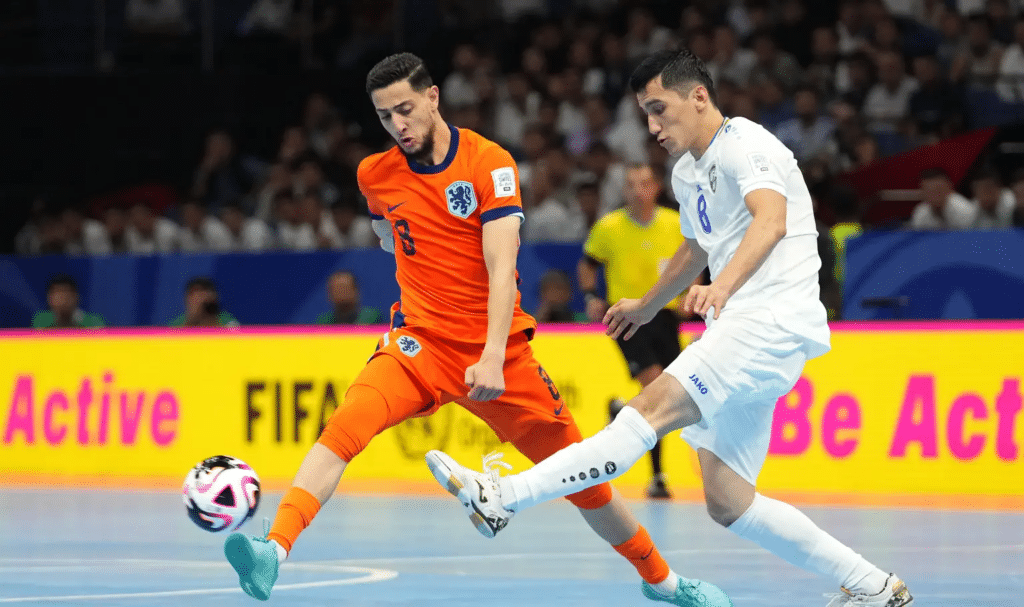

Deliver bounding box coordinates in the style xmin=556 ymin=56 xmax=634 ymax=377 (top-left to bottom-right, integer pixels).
xmin=494 ymin=72 xmax=541 ymax=153
xmin=443 ymin=44 xmax=483 ymax=109
xmin=294 ymin=155 xmax=339 ymax=207
xmin=863 ymin=51 xmax=918 ymax=133
xmin=274 ymin=190 xmax=316 ymax=251
xmin=328 ymin=194 xmax=375 ymax=249
xmin=220 ymin=201 xmax=275 ymax=252
xmin=303 ymin=93 xmax=339 ymax=159
xmin=970 ymin=167 xmax=1017 ymax=229
xmin=910 ymin=168 xmax=979 ymax=230
xmin=126 ymin=202 xmax=178 ymax=253
xmin=607 ymin=95 xmax=649 ymax=165
xmin=522 ymin=163 xmax=585 ymax=243
xmin=582 ymin=141 xmax=625 ymax=216
xmin=177 ymin=200 xmax=233 ymax=252
xmin=951 ymin=14 xmax=1005 ymax=88
xmin=774 ymin=87 xmax=838 ymax=165
xmin=103 ymin=207 xmax=130 ymax=253
xmin=709 ymin=25 xmax=757 ymax=88
xmin=251 ymin=161 xmax=294 ymax=223
xmin=625 ymin=7 xmax=674 ymax=62
xmin=997 ymin=17 xmax=1024 ymax=101
xmin=62 ymin=205 xmax=111 ymax=256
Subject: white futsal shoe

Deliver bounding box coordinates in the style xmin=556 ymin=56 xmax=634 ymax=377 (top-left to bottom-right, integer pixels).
xmin=425 ymin=450 xmax=514 ymax=538
xmin=825 ymin=574 xmax=913 ymax=607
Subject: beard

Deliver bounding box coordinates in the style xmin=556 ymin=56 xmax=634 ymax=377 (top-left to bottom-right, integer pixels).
xmin=401 ymin=124 xmax=437 ymax=165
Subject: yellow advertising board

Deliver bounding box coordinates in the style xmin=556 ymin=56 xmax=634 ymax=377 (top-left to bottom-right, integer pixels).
xmin=1 ymin=323 xmax=1022 ymax=508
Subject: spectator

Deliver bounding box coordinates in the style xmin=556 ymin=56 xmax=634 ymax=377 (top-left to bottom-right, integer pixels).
xmin=839 ymin=51 xmax=878 ymax=110
xmin=749 ymin=29 xmax=803 ymax=92
xmin=774 ymin=0 xmax=814 ymax=67
xmin=908 ymin=54 xmax=966 ymax=140
xmin=32 ymin=274 xmax=105 ymax=329
xmin=303 ymin=93 xmax=339 ymax=159
xmin=755 ymin=77 xmax=796 ymax=131
xmin=177 ymin=199 xmax=232 ymax=252
xmin=273 ymin=190 xmax=314 ymax=250
xmin=220 ymin=200 xmax=275 ymax=252
xmin=712 ymin=23 xmax=758 ymax=89
xmin=863 ymin=50 xmax=918 ymax=134
xmin=574 ymin=180 xmax=603 ymax=232
xmin=909 ymin=167 xmax=978 ymax=229
xmin=169 ymin=276 xmax=239 ymax=327
xmin=534 ymin=269 xmax=586 ymax=323
xmin=774 ymin=86 xmax=838 ymax=165
xmin=986 ymin=0 xmax=1016 ymax=43
xmin=936 ymin=9 xmax=967 ymax=72
xmin=837 ymin=0 xmax=871 ymax=55
xmin=277 ymin=126 xmax=309 ymax=166
xmin=316 ymin=270 xmax=382 ymax=324
xmin=191 ymin=129 xmax=264 ymax=213
xmin=522 ymin=163 xmax=584 ymax=243
xmin=328 ymin=194 xmax=375 ymax=249
xmin=61 ymin=205 xmax=111 ymax=256
xmin=251 ymin=161 xmax=293 ymax=223
xmin=125 ymin=202 xmax=178 ymax=254
xmin=237 ymin=0 xmax=293 ymax=36
xmin=597 ymin=32 xmax=632 ymax=109
xmin=583 ymin=141 xmax=626 ymax=216
xmin=494 ymin=72 xmax=541 ymax=153
xmin=296 ymin=191 xmax=337 ymax=249
xmin=624 ymin=7 xmax=674 ymax=62
xmin=1011 ymin=168 xmax=1024 ymax=227
xmin=996 ymin=16 xmax=1024 ymax=102
xmin=103 ymin=207 xmax=130 ymax=253
xmin=970 ymin=167 xmax=1016 ymax=228
xmin=294 ymin=155 xmax=340 ymax=207
xmin=950 ymin=14 xmax=1005 ymax=88
xmin=849 ymin=132 xmax=881 ymax=169
xmin=805 ymin=26 xmax=844 ymax=100
xmin=443 ymin=43 xmax=483 ymax=108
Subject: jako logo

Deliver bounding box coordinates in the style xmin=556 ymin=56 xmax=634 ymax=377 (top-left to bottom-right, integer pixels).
xmin=688 ymin=374 xmax=709 ymax=395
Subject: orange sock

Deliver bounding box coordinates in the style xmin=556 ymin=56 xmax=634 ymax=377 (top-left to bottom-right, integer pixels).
xmin=266 ymin=487 xmax=321 ymax=553
xmin=613 ymin=526 xmax=671 ymax=584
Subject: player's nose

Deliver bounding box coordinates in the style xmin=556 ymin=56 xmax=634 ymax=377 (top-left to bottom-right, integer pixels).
xmin=647 ymin=115 xmax=660 ymax=135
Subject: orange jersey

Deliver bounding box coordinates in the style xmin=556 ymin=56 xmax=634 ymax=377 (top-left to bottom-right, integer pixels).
xmin=358 ymin=125 xmax=536 ymax=342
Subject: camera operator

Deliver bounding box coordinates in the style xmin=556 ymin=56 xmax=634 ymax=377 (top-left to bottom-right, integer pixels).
xmin=169 ymin=276 xmax=239 ymax=328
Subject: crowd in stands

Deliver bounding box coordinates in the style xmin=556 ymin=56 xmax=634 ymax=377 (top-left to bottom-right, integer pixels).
xmin=11 ymin=0 xmax=1024 ymax=324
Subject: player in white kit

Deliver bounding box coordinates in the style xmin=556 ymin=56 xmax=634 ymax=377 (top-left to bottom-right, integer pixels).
xmin=425 ymin=50 xmax=913 ymax=607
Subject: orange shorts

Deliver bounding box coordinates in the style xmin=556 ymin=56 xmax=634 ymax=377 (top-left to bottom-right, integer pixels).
xmin=318 ymin=325 xmax=612 ymax=509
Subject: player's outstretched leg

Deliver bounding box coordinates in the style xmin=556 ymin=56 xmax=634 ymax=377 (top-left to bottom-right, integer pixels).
xmin=225 ymin=521 xmax=280 ymax=601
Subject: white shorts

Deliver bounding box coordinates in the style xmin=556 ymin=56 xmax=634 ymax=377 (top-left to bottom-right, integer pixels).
xmin=664 ymin=307 xmax=808 ymax=485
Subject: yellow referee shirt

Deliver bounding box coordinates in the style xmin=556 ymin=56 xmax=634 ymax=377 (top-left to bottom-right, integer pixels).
xmin=583 ymin=207 xmax=686 ymax=308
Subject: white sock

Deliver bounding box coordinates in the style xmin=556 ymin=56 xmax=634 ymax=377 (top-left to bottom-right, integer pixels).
xmin=728 ymin=493 xmax=888 ymax=595
xmin=651 ymin=570 xmax=681 ymax=596
xmin=270 ymin=539 xmax=288 ymax=564
xmin=500 ymin=406 xmax=657 ymax=511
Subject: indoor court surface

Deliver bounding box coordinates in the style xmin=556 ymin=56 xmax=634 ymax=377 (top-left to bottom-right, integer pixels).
xmin=1 ymin=489 xmax=1020 ymax=606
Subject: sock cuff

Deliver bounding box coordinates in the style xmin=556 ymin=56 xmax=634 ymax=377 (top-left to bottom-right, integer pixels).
xmin=283 ymin=486 xmax=322 ymax=523
xmin=615 ymin=406 xmax=658 ymax=451
xmin=727 ymin=492 xmax=766 ymax=537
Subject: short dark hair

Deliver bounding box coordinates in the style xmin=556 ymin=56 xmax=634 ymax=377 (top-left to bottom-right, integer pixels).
xmin=920 ymin=167 xmax=951 ymax=181
xmin=629 ymin=49 xmax=717 ymax=106
xmin=185 ymin=276 xmax=217 ymax=294
xmin=48 ymin=273 xmax=78 ymax=293
xmin=365 ymin=53 xmax=433 ymax=95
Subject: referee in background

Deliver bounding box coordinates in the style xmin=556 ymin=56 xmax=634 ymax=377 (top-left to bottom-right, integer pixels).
xmin=578 ymin=163 xmax=697 ymax=499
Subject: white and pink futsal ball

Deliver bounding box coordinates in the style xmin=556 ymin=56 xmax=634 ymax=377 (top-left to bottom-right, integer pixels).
xmin=182 ymin=455 xmax=261 ymax=533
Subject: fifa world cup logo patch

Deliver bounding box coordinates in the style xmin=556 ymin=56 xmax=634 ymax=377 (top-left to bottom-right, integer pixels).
xmin=445 ymin=181 xmax=478 ymax=219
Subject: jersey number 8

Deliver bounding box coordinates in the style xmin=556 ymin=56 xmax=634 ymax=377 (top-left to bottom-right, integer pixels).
xmin=394 ymin=219 xmax=416 ymax=255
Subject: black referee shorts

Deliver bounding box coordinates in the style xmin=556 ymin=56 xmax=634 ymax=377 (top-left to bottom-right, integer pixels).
xmin=614 ymin=308 xmax=682 ymax=378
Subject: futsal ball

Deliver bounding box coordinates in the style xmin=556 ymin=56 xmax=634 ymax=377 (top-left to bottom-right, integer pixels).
xmin=182 ymin=455 xmax=261 ymax=533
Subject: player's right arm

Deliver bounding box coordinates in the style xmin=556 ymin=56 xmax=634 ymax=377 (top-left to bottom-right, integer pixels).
xmin=605 ymin=239 xmax=708 ymax=340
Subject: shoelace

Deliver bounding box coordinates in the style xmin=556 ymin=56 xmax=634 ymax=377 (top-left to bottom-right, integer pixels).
xmin=482 ymin=451 xmax=513 ymax=486
xmin=257 ymin=517 xmax=271 ymax=543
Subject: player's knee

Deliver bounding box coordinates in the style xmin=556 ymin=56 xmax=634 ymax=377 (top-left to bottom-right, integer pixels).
xmin=704 ymin=493 xmax=744 ymax=527
xmin=317 ymin=384 xmax=389 ymax=462
xmin=565 ymin=483 xmax=613 ymax=510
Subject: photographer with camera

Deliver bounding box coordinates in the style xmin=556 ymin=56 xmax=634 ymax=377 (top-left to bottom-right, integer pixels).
xmin=169 ymin=276 xmax=239 ymax=328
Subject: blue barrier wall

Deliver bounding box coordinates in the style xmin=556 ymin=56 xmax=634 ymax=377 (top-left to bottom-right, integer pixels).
xmin=0 ymin=244 xmax=590 ymax=327
xmin=844 ymin=231 xmax=1024 ymax=320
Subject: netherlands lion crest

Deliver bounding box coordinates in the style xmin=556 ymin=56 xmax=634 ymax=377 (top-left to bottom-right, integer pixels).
xmin=445 ymin=181 xmax=478 ymax=219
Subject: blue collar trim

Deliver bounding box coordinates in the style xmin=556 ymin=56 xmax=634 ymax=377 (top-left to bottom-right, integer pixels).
xmin=406 ymin=124 xmax=459 ymax=175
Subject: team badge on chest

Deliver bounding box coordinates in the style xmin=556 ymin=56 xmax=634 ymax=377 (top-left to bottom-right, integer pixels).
xmin=445 ymin=181 xmax=478 ymax=219
xmin=709 ymin=164 xmax=717 ymax=193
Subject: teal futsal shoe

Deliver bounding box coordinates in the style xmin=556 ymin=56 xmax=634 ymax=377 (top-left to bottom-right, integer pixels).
xmin=642 ymin=576 xmax=734 ymax=607
xmin=224 ymin=524 xmax=279 ymax=601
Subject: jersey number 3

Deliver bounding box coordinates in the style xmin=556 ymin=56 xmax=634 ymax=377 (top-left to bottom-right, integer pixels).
xmin=394 ymin=219 xmax=416 ymax=255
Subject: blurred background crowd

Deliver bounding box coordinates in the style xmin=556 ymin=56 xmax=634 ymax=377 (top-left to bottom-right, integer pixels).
xmin=3 ymin=0 xmax=1024 ymax=327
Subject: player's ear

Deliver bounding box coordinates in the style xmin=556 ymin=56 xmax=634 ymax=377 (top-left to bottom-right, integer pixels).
xmin=427 ymin=85 xmax=440 ymax=108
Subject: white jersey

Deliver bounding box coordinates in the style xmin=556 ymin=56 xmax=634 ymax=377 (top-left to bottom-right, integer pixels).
xmin=671 ymin=117 xmax=830 ymax=358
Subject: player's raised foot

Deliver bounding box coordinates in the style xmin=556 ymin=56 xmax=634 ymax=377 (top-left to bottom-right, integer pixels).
xmin=224 ymin=526 xmax=280 ymax=601
xmin=642 ymin=576 xmax=733 ymax=607
xmin=825 ymin=574 xmax=913 ymax=607
xmin=645 ymin=473 xmax=672 ymax=499
xmin=425 ymin=450 xmax=514 ymax=538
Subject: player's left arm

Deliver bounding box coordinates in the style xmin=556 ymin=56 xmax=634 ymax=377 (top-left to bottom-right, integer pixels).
xmin=465 ymin=215 xmax=520 ymax=401
xmin=684 ymin=188 xmax=787 ymax=319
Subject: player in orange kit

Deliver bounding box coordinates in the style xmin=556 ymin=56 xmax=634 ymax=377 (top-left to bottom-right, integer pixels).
xmin=223 ymin=52 xmax=729 ymax=607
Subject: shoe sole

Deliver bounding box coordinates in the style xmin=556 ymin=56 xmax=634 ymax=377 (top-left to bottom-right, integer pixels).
xmin=425 ymin=451 xmax=496 ymax=538
xmin=224 ymin=533 xmax=271 ymax=601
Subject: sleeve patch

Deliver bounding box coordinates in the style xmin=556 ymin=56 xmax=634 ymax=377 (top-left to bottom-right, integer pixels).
xmin=491 ymin=167 xmax=517 ymax=198
xmin=747 ymin=153 xmax=771 ymax=173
